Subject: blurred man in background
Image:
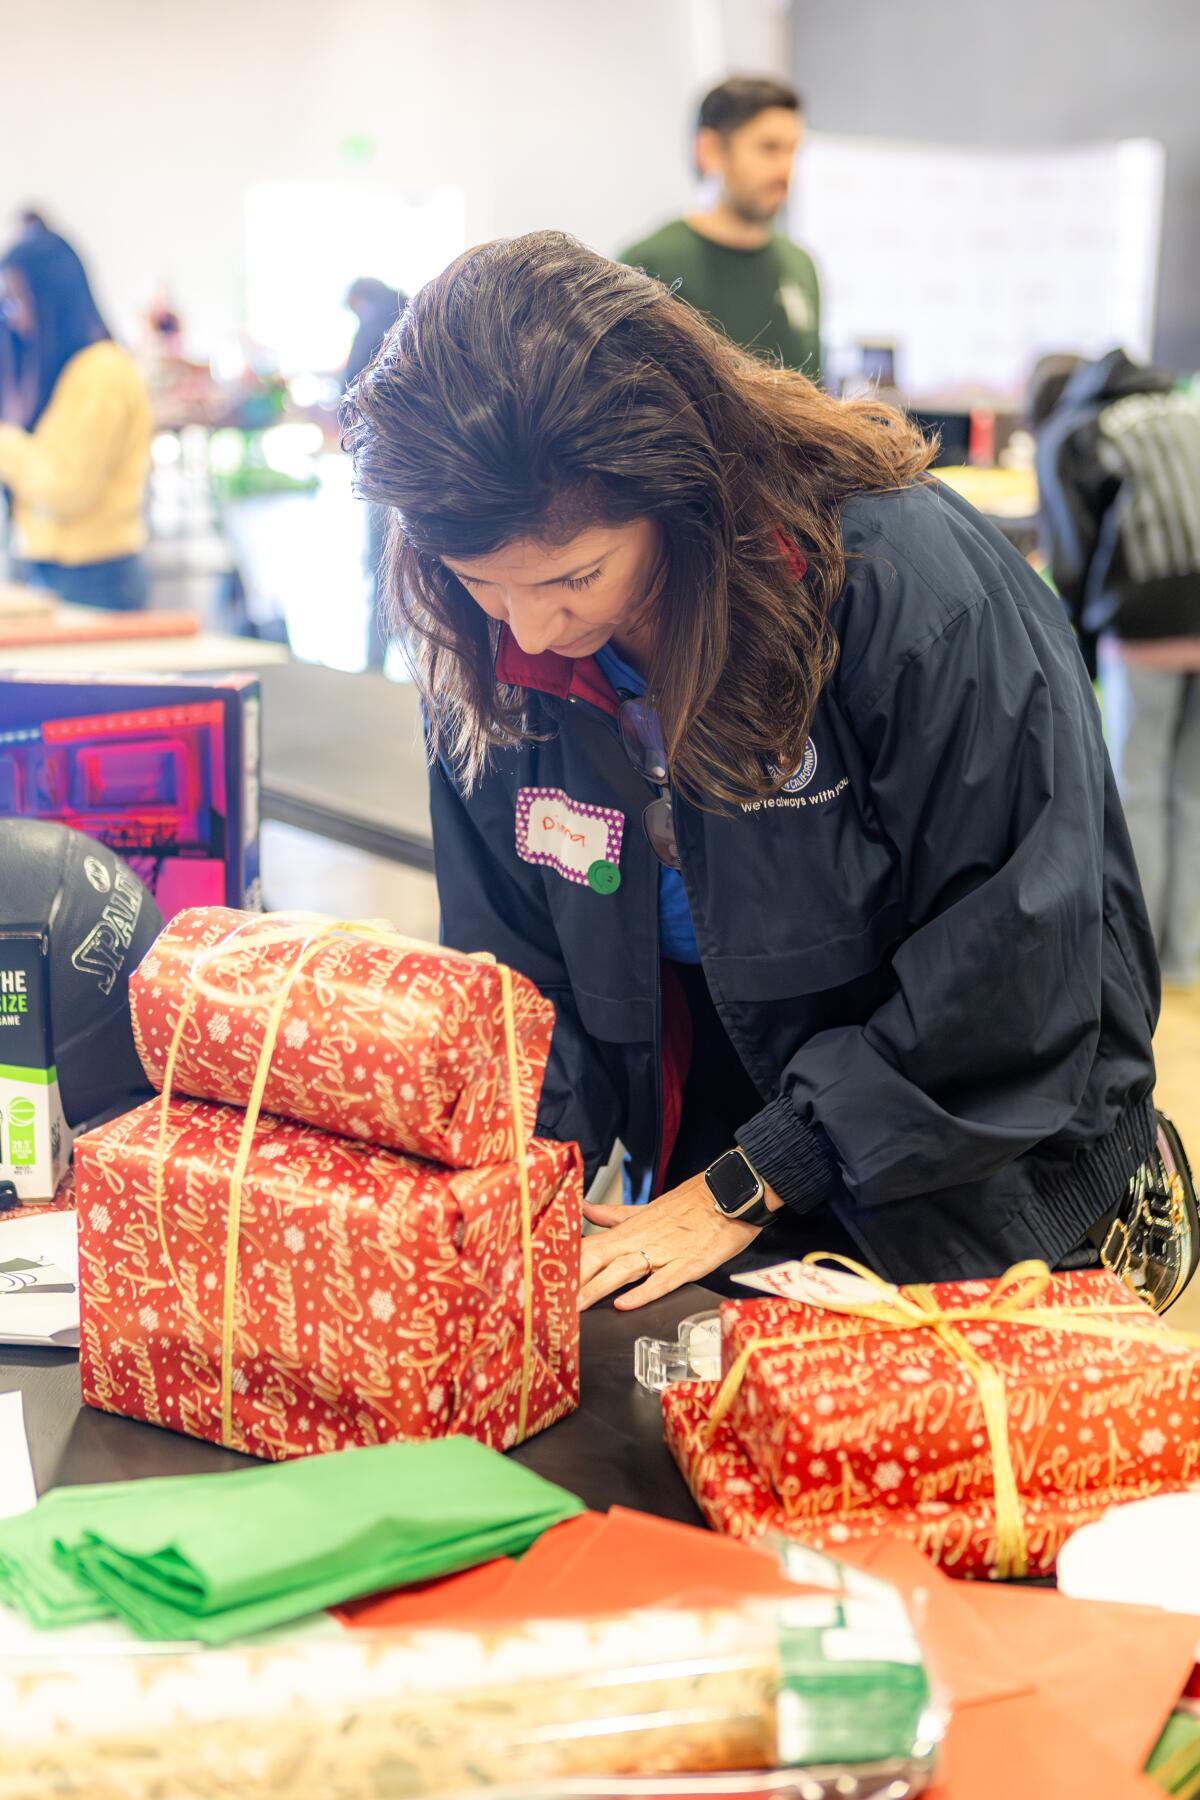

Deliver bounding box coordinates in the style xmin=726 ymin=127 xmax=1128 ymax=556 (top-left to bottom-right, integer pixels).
xmin=344 ymin=277 xmax=405 ymax=668
xmin=620 ymin=75 xmax=820 ymax=380
xmin=344 ymin=277 xmax=404 ymax=388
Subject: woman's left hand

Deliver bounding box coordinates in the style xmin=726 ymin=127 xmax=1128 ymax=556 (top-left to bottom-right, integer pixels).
xmin=579 ymin=1172 xmax=765 ymax=1311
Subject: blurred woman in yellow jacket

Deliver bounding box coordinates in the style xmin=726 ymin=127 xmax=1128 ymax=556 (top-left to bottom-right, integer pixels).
xmin=0 ymin=229 xmax=152 ymax=609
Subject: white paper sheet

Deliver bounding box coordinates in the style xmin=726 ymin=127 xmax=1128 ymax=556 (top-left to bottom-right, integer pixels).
xmin=1057 ymin=1492 xmax=1200 ymax=1618
xmin=0 ymin=1392 xmax=36 ymax=1521
xmin=0 ymin=1213 xmax=80 ymax=1348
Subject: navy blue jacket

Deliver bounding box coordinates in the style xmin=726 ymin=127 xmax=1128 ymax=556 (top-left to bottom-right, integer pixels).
xmin=431 ymin=481 xmax=1160 ymax=1282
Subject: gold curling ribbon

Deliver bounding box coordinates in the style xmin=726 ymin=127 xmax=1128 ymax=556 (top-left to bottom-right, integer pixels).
xmin=152 ymin=914 xmax=536 ymax=1449
xmin=704 ymin=1251 xmax=1200 ymax=1579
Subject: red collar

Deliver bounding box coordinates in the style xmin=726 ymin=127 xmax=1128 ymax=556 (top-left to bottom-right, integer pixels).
xmin=774 ymin=529 xmax=807 ymax=582
xmin=494 ymin=631 xmax=620 ymax=717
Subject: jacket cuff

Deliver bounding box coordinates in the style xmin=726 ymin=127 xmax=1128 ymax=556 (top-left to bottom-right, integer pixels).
xmin=735 ymin=1095 xmax=843 ymax=1217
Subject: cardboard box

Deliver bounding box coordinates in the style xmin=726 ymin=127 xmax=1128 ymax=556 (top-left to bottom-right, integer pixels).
xmin=0 ymin=674 xmax=261 ymax=924
xmin=0 ymin=928 xmax=70 ymax=1203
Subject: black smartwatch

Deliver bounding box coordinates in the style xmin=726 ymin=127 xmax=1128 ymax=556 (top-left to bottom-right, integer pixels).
xmin=704 ymin=1148 xmax=775 ymax=1228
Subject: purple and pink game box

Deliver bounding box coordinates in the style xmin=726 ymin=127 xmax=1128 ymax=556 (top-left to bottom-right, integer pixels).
xmin=0 ymin=673 xmax=261 ymax=923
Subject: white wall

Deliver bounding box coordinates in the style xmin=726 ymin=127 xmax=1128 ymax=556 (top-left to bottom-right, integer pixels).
xmin=1 ymin=0 xmax=790 ymax=356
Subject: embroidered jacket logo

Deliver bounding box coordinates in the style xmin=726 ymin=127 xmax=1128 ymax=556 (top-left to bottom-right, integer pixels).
xmin=746 ymin=739 xmax=847 ymax=813
xmin=780 ymin=739 xmax=818 ymax=793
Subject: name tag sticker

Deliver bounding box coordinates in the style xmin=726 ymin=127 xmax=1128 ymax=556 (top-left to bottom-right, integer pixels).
xmin=733 ymin=1261 xmax=900 ymax=1309
xmin=516 ymin=787 xmax=625 ymax=887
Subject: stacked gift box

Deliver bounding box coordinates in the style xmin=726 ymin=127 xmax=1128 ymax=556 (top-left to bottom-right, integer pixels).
xmin=663 ymin=1263 xmax=1200 ymax=1578
xmin=74 ymin=906 xmax=582 ymax=1460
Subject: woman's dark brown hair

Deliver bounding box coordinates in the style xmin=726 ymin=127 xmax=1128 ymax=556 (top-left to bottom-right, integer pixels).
xmin=343 ymin=230 xmax=934 ymax=805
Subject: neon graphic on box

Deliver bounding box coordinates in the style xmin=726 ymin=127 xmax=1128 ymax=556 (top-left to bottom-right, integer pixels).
xmin=0 ymin=702 xmax=229 ymax=916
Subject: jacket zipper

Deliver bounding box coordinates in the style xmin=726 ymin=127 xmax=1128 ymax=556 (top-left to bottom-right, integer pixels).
xmin=568 ymin=689 xmax=665 ymax=1198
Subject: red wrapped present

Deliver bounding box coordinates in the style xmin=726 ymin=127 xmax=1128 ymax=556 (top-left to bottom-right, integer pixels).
xmin=663 ymin=1380 xmax=1192 ymax=1580
xmin=129 ymin=908 xmax=555 ymax=1167
xmin=76 ymin=1096 xmax=581 ymax=1460
xmin=717 ymin=1270 xmax=1200 ymax=1523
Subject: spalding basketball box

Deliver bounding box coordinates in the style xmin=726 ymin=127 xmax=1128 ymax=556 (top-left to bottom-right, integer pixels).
xmin=0 ymin=925 xmax=67 ymax=1205
xmin=0 ymin=825 xmax=161 ymax=1203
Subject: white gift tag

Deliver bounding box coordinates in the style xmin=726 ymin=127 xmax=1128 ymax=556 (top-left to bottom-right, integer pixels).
xmin=515 ymin=786 xmax=624 ymax=887
xmin=732 ymin=1259 xmax=900 ymax=1309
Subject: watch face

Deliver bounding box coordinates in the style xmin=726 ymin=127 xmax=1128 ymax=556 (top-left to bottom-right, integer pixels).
xmin=707 ymin=1150 xmax=761 ymax=1215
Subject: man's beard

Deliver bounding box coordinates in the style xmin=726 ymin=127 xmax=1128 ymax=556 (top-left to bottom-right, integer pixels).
xmin=726 ymin=190 xmax=786 ymax=226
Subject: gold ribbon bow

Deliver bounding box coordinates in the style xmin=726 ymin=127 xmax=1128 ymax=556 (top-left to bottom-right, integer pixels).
xmin=705 ymin=1251 xmax=1200 ymax=1579
xmin=151 ymin=915 xmax=535 ymax=1451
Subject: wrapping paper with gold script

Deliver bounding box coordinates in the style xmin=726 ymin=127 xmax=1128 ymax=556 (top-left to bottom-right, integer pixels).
xmin=75 ymin=1096 xmax=581 ymax=1460
xmin=718 ymin=1272 xmax=1200 ymax=1520
xmin=128 ymin=907 xmax=556 ymax=1167
xmin=662 ymin=1380 xmax=1191 ymax=1580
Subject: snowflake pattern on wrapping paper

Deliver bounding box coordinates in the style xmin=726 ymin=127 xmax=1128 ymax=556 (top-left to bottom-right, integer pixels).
xmin=1140 ymin=1428 xmax=1167 ymax=1457
xmin=124 ymin=905 xmax=556 ymax=1170
xmin=77 ymin=913 xmax=581 ymax=1463
xmin=662 ymin=1325 xmax=1200 ymax=1581
xmin=712 ymin=1265 xmax=1200 ymax=1537
xmin=137 ymin=1306 xmax=159 ymax=1331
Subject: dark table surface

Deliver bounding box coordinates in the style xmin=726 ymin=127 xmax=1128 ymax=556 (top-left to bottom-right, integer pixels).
xmin=0 ymin=1285 xmax=712 ymax=1523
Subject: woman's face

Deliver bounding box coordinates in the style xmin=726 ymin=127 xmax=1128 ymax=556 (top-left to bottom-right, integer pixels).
xmin=442 ymin=518 xmax=662 ymax=659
